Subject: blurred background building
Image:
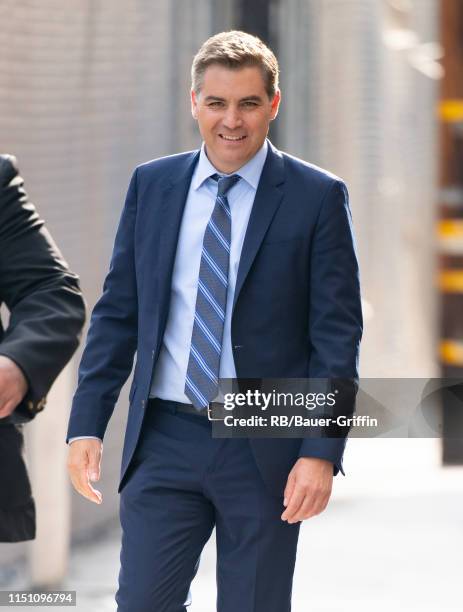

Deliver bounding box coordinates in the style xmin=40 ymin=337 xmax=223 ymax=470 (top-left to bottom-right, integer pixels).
xmin=0 ymin=0 xmax=461 ymax=609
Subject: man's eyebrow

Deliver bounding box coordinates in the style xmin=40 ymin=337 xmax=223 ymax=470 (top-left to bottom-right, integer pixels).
xmin=240 ymin=95 xmax=263 ymax=102
xmin=203 ymin=95 xmax=264 ymax=103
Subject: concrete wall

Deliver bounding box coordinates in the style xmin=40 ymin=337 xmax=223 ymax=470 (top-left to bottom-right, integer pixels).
xmin=0 ymin=0 xmax=235 ymax=573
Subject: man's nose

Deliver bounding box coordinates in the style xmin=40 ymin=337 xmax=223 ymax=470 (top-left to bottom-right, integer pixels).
xmin=222 ymin=107 xmax=243 ymax=129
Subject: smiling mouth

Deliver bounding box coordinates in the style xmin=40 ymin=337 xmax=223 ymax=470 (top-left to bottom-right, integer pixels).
xmin=219 ymin=134 xmax=247 ymax=141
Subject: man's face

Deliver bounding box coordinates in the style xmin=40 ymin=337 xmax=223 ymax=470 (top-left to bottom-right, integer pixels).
xmin=191 ymin=64 xmax=281 ymax=173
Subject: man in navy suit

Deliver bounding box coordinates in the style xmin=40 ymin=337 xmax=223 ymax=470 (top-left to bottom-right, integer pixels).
xmin=67 ymin=31 xmax=362 ymax=611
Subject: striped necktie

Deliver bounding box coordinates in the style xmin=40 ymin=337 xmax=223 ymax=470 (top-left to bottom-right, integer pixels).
xmin=185 ymin=173 xmax=240 ymax=410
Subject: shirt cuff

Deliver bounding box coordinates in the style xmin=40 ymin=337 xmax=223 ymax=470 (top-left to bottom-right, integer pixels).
xmin=68 ymin=436 xmax=102 ymax=445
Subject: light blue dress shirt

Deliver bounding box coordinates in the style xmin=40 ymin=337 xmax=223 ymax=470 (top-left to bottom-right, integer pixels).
xmin=150 ymin=139 xmax=268 ymax=403
xmin=69 ymin=141 xmax=267 ymax=442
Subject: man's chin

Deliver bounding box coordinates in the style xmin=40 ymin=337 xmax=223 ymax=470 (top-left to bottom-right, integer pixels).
xmin=217 ymin=149 xmax=258 ymax=172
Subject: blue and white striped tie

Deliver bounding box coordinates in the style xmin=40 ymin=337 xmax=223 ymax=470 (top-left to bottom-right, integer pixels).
xmin=185 ymin=173 xmax=240 ymax=410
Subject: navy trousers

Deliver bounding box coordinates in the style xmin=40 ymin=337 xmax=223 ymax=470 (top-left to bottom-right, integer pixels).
xmin=116 ymin=401 xmax=300 ymax=612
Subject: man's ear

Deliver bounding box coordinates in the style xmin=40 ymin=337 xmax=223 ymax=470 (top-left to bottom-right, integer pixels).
xmin=191 ymin=89 xmax=199 ymax=120
xmin=270 ymin=89 xmax=281 ymax=120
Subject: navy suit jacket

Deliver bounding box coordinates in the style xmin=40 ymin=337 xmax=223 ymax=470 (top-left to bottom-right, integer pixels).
xmin=67 ymin=141 xmax=362 ymax=496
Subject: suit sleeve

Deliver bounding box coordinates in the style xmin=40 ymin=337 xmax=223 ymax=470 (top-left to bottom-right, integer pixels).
xmin=0 ymin=156 xmax=86 ymax=414
xmin=66 ymin=169 xmax=139 ymax=441
xmin=298 ymin=179 xmax=363 ymax=475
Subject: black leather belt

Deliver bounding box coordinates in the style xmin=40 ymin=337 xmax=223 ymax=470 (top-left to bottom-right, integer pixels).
xmin=148 ymin=397 xmax=226 ymax=421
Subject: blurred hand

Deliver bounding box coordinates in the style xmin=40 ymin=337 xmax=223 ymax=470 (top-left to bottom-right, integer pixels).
xmin=67 ymin=439 xmax=103 ymax=504
xmin=0 ymin=355 xmax=28 ymax=418
xmin=281 ymin=457 xmax=333 ymax=523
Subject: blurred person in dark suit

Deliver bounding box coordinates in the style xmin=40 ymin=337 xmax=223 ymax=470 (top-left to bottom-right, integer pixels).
xmin=0 ymin=154 xmax=86 ymax=542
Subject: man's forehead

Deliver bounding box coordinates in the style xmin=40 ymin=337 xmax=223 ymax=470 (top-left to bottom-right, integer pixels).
xmin=201 ymin=64 xmax=266 ymax=87
xmin=199 ymin=69 xmax=266 ymax=100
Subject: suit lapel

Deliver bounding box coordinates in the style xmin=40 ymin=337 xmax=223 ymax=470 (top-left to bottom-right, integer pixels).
xmin=153 ymin=143 xmax=285 ymax=340
xmin=233 ymin=142 xmax=285 ymax=311
xmin=156 ymin=151 xmax=200 ymax=338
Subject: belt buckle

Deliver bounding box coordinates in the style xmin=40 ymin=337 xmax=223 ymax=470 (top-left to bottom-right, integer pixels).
xmin=207 ymin=403 xmax=224 ymax=421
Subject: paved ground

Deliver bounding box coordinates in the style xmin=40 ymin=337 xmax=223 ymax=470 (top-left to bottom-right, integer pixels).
xmin=3 ymin=438 xmax=463 ymax=611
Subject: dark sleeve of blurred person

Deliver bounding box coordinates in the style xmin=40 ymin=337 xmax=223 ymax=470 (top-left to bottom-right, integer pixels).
xmin=0 ymin=154 xmax=86 ymax=542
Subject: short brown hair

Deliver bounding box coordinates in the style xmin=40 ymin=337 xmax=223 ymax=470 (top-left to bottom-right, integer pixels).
xmin=191 ymin=30 xmax=279 ymax=99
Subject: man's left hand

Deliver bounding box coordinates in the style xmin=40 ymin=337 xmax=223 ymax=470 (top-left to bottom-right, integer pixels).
xmin=281 ymin=457 xmax=333 ymax=523
xmin=0 ymin=355 xmax=28 ymax=418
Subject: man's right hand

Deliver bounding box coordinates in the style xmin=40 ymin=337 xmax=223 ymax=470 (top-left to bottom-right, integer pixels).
xmin=0 ymin=355 xmax=29 ymax=418
xmin=67 ymin=439 xmax=103 ymax=504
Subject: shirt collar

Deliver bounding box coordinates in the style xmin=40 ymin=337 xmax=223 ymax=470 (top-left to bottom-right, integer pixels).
xmin=192 ymin=140 xmax=268 ymax=191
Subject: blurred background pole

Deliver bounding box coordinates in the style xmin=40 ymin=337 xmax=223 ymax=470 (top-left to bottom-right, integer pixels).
xmin=438 ymin=0 xmax=463 ymax=464
xmin=236 ymin=0 xmax=280 ymax=144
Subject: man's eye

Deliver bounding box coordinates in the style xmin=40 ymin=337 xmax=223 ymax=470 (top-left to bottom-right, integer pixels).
xmin=242 ymin=101 xmax=258 ymax=107
xmin=208 ymin=102 xmax=223 ymax=108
